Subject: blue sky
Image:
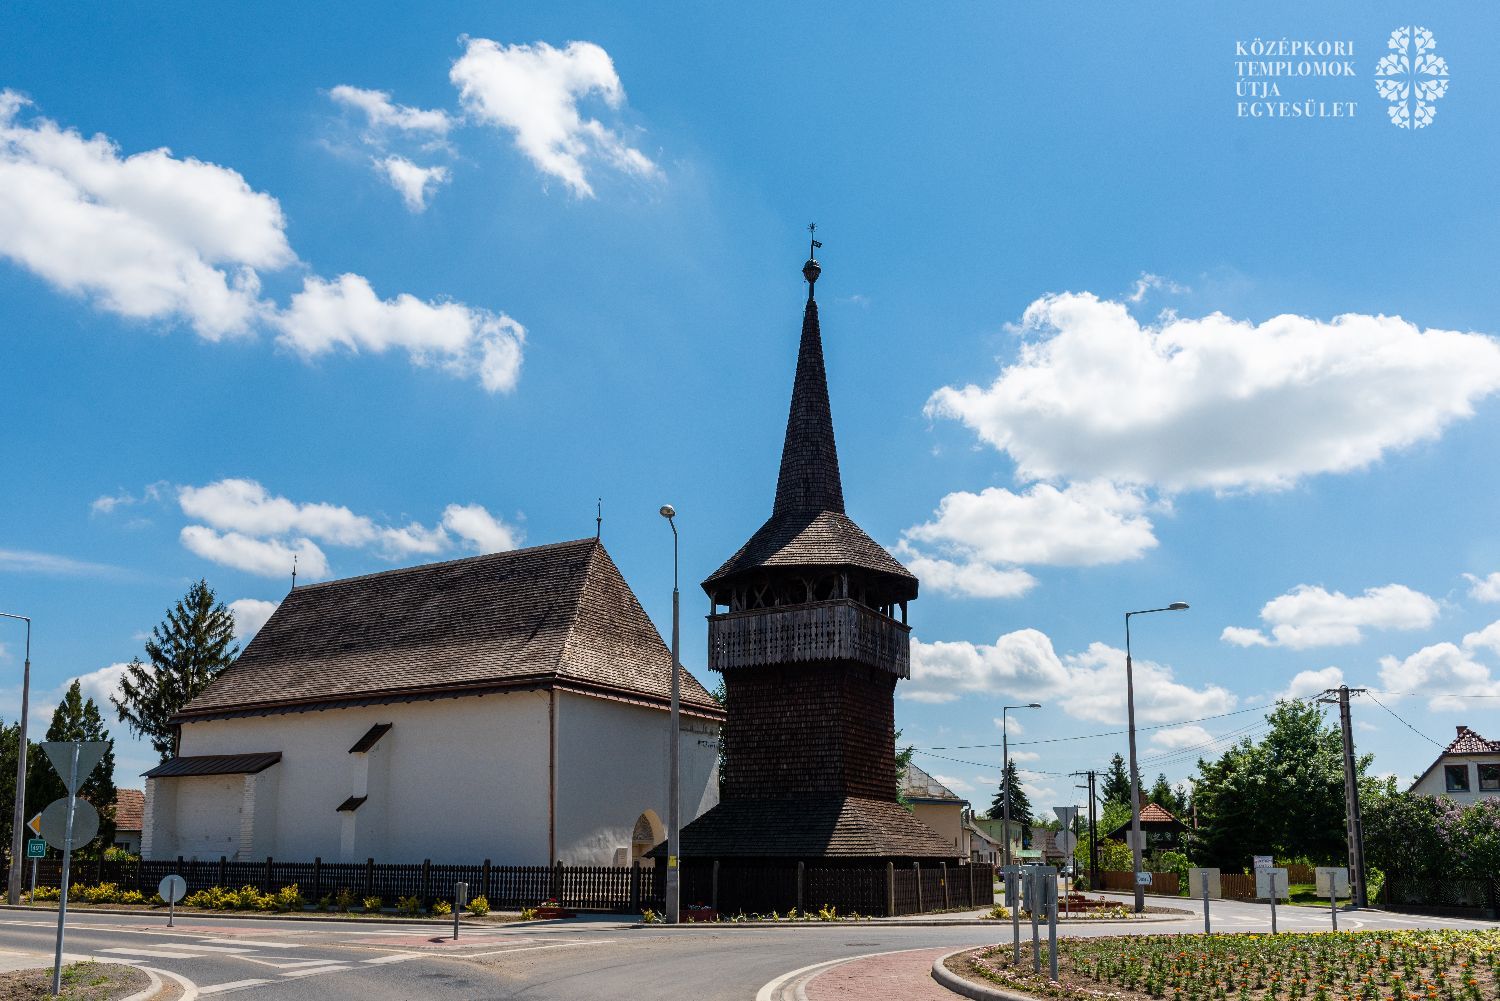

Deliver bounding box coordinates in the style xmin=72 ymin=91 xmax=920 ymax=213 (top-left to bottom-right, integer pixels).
xmin=2 ymin=2 xmax=1498 ymax=810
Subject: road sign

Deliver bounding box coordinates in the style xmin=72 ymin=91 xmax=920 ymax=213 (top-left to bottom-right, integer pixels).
xmin=1255 ymin=867 xmax=1289 ymax=900
xmin=38 ymin=798 xmax=98 ymax=852
xmin=27 ymin=814 xmax=41 ymax=837
xmin=1052 ymin=806 xmax=1078 ymax=827
xmin=26 ymin=839 xmax=45 ymax=860
xmin=1135 ymin=871 xmax=1154 ymax=886
xmin=41 ymin=741 xmax=109 ymax=794
xmin=158 ymin=875 xmax=187 ymax=905
xmin=1253 ymin=855 xmax=1274 ymax=870
xmin=1055 ymin=830 xmax=1078 ymax=855
xmin=1315 ymin=867 xmax=1350 ymax=898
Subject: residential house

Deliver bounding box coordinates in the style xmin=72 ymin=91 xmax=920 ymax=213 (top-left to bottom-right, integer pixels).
xmin=141 ymin=538 xmax=724 ymax=866
xmin=1409 ymin=725 xmax=1500 ymax=803
xmin=112 ymin=789 xmax=144 ymax=854
xmin=900 ymin=763 xmax=969 ymax=855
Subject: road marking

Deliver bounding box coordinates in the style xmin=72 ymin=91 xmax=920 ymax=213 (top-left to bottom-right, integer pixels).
xmin=196 ymin=937 xmax=305 ymax=948
xmin=454 ymin=939 xmax=614 ymax=958
xmin=173 ymin=944 xmax=257 ymax=954
xmin=238 ymin=956 xmax=353 ymax=970
xmin=99 ymin=946 xmax=205 ymax=959
xmin=198 ymin=980 xmax=272 ymax=995
xmin=280 ymin=964 xmax=352 ymax=978
xmin=362 ymin=952 xmax=425 ymax=964
xmin=141 ymin=965 xmax=200 ymax=1001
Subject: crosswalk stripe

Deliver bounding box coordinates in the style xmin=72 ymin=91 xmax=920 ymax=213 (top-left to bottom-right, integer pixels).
xmin=99 ymin=946 xmax=203 ymax=959
xmin=199 ymin=980 xmax=272 ymax=995
xmin=280 ymin=965 xmax=352 ymax=978
xmin=196 ymin=937 xmax=304 ymax=949
xmin=362 ymin=953 xmax=425 ymax=964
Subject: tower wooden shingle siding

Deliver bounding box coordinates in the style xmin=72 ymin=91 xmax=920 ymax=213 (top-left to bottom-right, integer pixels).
xmin=676 ymin=255 xmax=954 ymax=861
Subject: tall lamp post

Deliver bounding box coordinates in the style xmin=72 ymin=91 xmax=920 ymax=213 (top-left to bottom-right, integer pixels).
xmin=1 ymin=613 xmax=31 ymax=906
xmin=1000 ymin=703 xmax=1041 ymax=867
xmin=659 ymin=505 xmax=682 ymax=925
xmin=1124 ymin=602 xmax=1189 ymax=913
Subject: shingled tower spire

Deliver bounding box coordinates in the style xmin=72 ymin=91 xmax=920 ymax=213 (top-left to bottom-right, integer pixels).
xmin=674 ymin=242 xmax=953 ymax=876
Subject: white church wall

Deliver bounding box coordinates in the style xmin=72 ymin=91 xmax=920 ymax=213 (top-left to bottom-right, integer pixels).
xmin=553 ymin=690 xmax=720 ymax=866
xmin=155 ymin=690 xmax=551 ymax=863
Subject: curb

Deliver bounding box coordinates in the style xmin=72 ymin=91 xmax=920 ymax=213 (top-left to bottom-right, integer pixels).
xmin=629 ymin=915 xmax=1185 ymax=929
xmin=0 ymin=902 xmax=544 ymax=928
xmin=931 ymin=948 xmax=1036 ymax=1001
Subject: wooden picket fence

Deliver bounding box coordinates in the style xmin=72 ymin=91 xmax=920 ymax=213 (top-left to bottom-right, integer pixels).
xmin=26 ymin=857 xmax=663 ymax=913
xmin=1099 ymin=870 xmax=1180 ymax=895
xmin=1220 ymin=872 xmax=1257 ymax=900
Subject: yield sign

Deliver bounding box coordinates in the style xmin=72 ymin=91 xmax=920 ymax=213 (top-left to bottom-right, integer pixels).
xmin=1053 ymin=806 xmax=1078 ymax=827
xmin=26 ymin=813 xmax=41 ymax=837
xmin=41 ymin=741 xmax=109 ymax=794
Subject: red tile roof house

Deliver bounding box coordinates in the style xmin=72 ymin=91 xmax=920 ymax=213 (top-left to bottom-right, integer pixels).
xmin=140 ymin=540 xmax=724 ymax=865
xmin=1409 ymin=725 xmax=1500 ymax=804
xmin=112 ymin=789 xmax=144 ymax=854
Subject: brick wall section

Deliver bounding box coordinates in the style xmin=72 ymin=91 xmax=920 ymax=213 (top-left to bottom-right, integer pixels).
xmin=723 ymin=662 xmax=897 ymax=801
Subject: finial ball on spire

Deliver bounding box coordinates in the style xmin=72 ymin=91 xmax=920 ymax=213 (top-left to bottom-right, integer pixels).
xmin=803 ymin=222 xmax=823 ymax=288
xmin=802 ymin=257 xmax=821 ymax=286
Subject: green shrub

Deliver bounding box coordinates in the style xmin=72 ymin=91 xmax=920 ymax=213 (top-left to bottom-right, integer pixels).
xmin=362 ymin=895 xmax=383 ymax=912
xmin=987 ymin=904 xmax=1011 ymax=920
xmin=639 ymin=907 xmax=659 ymax=924
xmin=335 ymin=888 xmax=355 ymax=912
xmin=119 ymin=889 xmax=144 ymax=905
xmin=815 ymin=904 xmax=837 ymax=921
xmin=519 ymin=906 xmax=538 ymax=920
xmin=397 ymin=895 xmax=421 ymax=916
xmin=32 ymin=886 xmax=60 ymax=902
xmin=465 ymin=895 xmax=489 ymax=917
xmin=273 ymin=885 xmax=304 ymax=913
xmin=431 ymin=899 xmax=451 ymax=915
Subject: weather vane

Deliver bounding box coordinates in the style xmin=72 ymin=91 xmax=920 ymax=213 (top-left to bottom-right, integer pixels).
xmin=808 ymin=222 xmax=822 ymax=258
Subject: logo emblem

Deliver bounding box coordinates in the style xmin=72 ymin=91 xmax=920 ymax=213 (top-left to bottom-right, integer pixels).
xmin=1375 ymin=26 xmax=1449 ymax=129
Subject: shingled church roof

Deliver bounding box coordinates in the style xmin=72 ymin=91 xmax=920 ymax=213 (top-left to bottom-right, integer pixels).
xmin=703 ymin=261 xmax=917 ymax=600
xmin=670 ymin=794 xmax=959 ymax=859
xmin=176 ymin=538 xmax=723 ymax=721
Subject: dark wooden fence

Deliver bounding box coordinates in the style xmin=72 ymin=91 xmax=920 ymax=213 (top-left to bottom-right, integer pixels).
xmin=1219 ymin=872 xmax=1257 ymax=900
xmin=1099 ymin=870 xmax=1180 ymax=895
xmin=679 ymin=860 xmax=994 ymax=917
xmin=25 ymin=857 xmax=663 ymax=913
xmin=1380 ymin=875 xmax=1499 ymax=920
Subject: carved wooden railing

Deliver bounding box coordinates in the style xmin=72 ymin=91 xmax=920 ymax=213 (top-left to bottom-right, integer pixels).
xmin=707 ymin=599 xmax=910 ymax=677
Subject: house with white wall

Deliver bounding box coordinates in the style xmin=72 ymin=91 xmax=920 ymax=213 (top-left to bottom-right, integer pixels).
xmin=1410 ymin=725 xmax=1500 ymax=803
xmin=901 ymin=762 xmax=969 ymax=855
xmin=141 ymin=538 xmax=723 ymax=866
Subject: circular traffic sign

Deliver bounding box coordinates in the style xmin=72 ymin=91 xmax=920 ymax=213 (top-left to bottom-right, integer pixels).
xmin=38 ymin=798 xmax=99 ymax=852
xmin=158 ymin=874 xmax=187 ymax=905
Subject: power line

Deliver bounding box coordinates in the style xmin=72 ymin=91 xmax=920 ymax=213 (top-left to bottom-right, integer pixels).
xmin=1365 ymin=692 xmax=1445 ymax=748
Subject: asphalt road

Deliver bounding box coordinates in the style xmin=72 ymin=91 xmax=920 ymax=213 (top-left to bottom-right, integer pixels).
xmin=0 ymin=897 xmax=1488 ymax=1001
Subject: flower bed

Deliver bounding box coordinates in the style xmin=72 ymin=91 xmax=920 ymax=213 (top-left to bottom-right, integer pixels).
xmin=954 ymin=930 xmax=1500 ymax=1001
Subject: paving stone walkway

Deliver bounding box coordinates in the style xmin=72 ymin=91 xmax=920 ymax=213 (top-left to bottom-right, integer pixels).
xmin=803 ymin=946 xmax=958 ymax=1001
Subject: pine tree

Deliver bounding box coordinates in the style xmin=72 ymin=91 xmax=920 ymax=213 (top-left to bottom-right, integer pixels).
xmin=989 ymin=760 xmax=1034 ymax=846
xmin=114 ymin=580 xmax=238 ymax=762
xmin=1101 ymin=752 xmax=1132 ymax=806
xmin=27 ymin=682 xmax=117 ymax=853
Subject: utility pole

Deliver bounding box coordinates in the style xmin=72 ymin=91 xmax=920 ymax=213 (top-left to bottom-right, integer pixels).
xmin=1071 ymin=769 xmax=1099 ymax=889
xmin=1319 ymin=685 xmax=1368 ymax=908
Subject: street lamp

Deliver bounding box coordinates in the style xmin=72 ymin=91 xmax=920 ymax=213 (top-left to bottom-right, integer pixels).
xmin=1000 ymin=703 xmax=1041 ymax=868
xmin=1 ymin=612 xmax=31 ymax=906
xmin=1124 ymin=602 xmax=1189 ymax=913
xmin=659 ymin=505 xmax=681 ymax=925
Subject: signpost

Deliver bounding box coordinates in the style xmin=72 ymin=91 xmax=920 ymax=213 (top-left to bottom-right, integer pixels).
xmin=1054 ymin=830 xmax=1077 ymax=915
xmin=1001 ymin=866 xmax=1022 ymax=963
xmin=26 ymin=835 xmax=44 ymax=898
xmin=1316 ymin=867 xmax=1350 ymax=931
xmin=1256 ymin=867 xmax=1289 ymax=934
xmin=158 ymin=875 xmax=186 ymax=928
xmin=38 ymin=740 xmax=107 ymax=998
xmin=453 ymin=882 xmax=468 ymax=941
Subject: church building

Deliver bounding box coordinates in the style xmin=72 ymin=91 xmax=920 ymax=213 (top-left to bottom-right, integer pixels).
xmin=141 ymin=539 xmax=724 ymax=866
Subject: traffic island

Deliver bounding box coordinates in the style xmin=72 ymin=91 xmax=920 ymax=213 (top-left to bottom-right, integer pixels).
xmin=0 ymin=961 xmax=150 ymax=1001
xmin=934 ymin=930 xmax=1500 ymax=1001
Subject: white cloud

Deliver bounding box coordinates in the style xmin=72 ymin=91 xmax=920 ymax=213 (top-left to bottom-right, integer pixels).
xmin=328 ymin=85 xmax=452 ymax=135
xmin=180 ymin=526 xmax=329 ymax=580
xmin=927 ymin=292 xmax=1500 ymax=493
xmin=450 ymin=38 xmax=658 ymax=197
xmin=176 ymin=478 xmax=521 ymax=579
xmin=894 ymin=548 xmax=1036 ymax=600
xmin=277 ymin=273 xmax=525 ymax=394
xmin=0 ymin=91 xmax=287 ymax=338
xmin=992 ymin=716 xmax=1025 ymax=736
xmin=1127 ymin=272 xmax=1187 ymax=304
xmin=376 ymin=156 xmax=449 ymax=212
xmin=441 ymin=503 xmax=521 ymax=553
xmin=1379 ymin=641 xmax=1500 ymax=710
xmin=1465 ymin=572 xmax=1500 ymax=603
xmin=1462 ymin=619 xmax=1500 ymax=656
xmin=906 ymin=630 xmax=1234 ymax=725
xmin=70 ymin=662 xmax=131 ymax=711
xmin=0 ymin=548 xmax=124 ymax=578
xmin=229 ymin=598 xmax=280 ymax=643
xmin=1149 ymin=724 xmax=1213 ymax=750
xmin=0 ymin=91 xmax=524 ymax=392
xmin=1278 ymin=666 xmax=1345 ymax=700
xmin=1222 ymin=584 xmax=1439 ymax=649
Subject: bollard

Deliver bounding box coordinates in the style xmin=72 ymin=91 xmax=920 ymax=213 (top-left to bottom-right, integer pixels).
xmin=1009 ymin=870 xmax=1021 ymax=964
xmin=1202 ymin=871 xmax=1211 ymax=935
xmin=453 ymin=882 xmax=468 ymax=941
xmin=1270 ymin=872 xmax=1278 ymax=934
xmin=1331 ymin=889 xmax=1338 ymax=932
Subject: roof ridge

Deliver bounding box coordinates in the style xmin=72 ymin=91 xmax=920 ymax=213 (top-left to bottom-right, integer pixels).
xmin=293 ymin=537 xmax=598 ymax=591
xmin=556 ymin=538 xmax=607 ymax=677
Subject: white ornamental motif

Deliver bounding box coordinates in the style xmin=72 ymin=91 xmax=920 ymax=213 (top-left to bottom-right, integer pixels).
xmin=1375 ymin=26 xmax=1449 ymax=129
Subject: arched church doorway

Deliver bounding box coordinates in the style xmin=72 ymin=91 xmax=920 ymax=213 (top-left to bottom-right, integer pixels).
xmin=631 ymin=810 xmax=665 ymax=863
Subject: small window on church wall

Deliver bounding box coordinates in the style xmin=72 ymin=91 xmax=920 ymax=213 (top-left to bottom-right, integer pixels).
xmin=1444 ymin=764 xmax=1470 ymax=792
xmin=1480 ymin=763 xmax=1500 ymax=792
